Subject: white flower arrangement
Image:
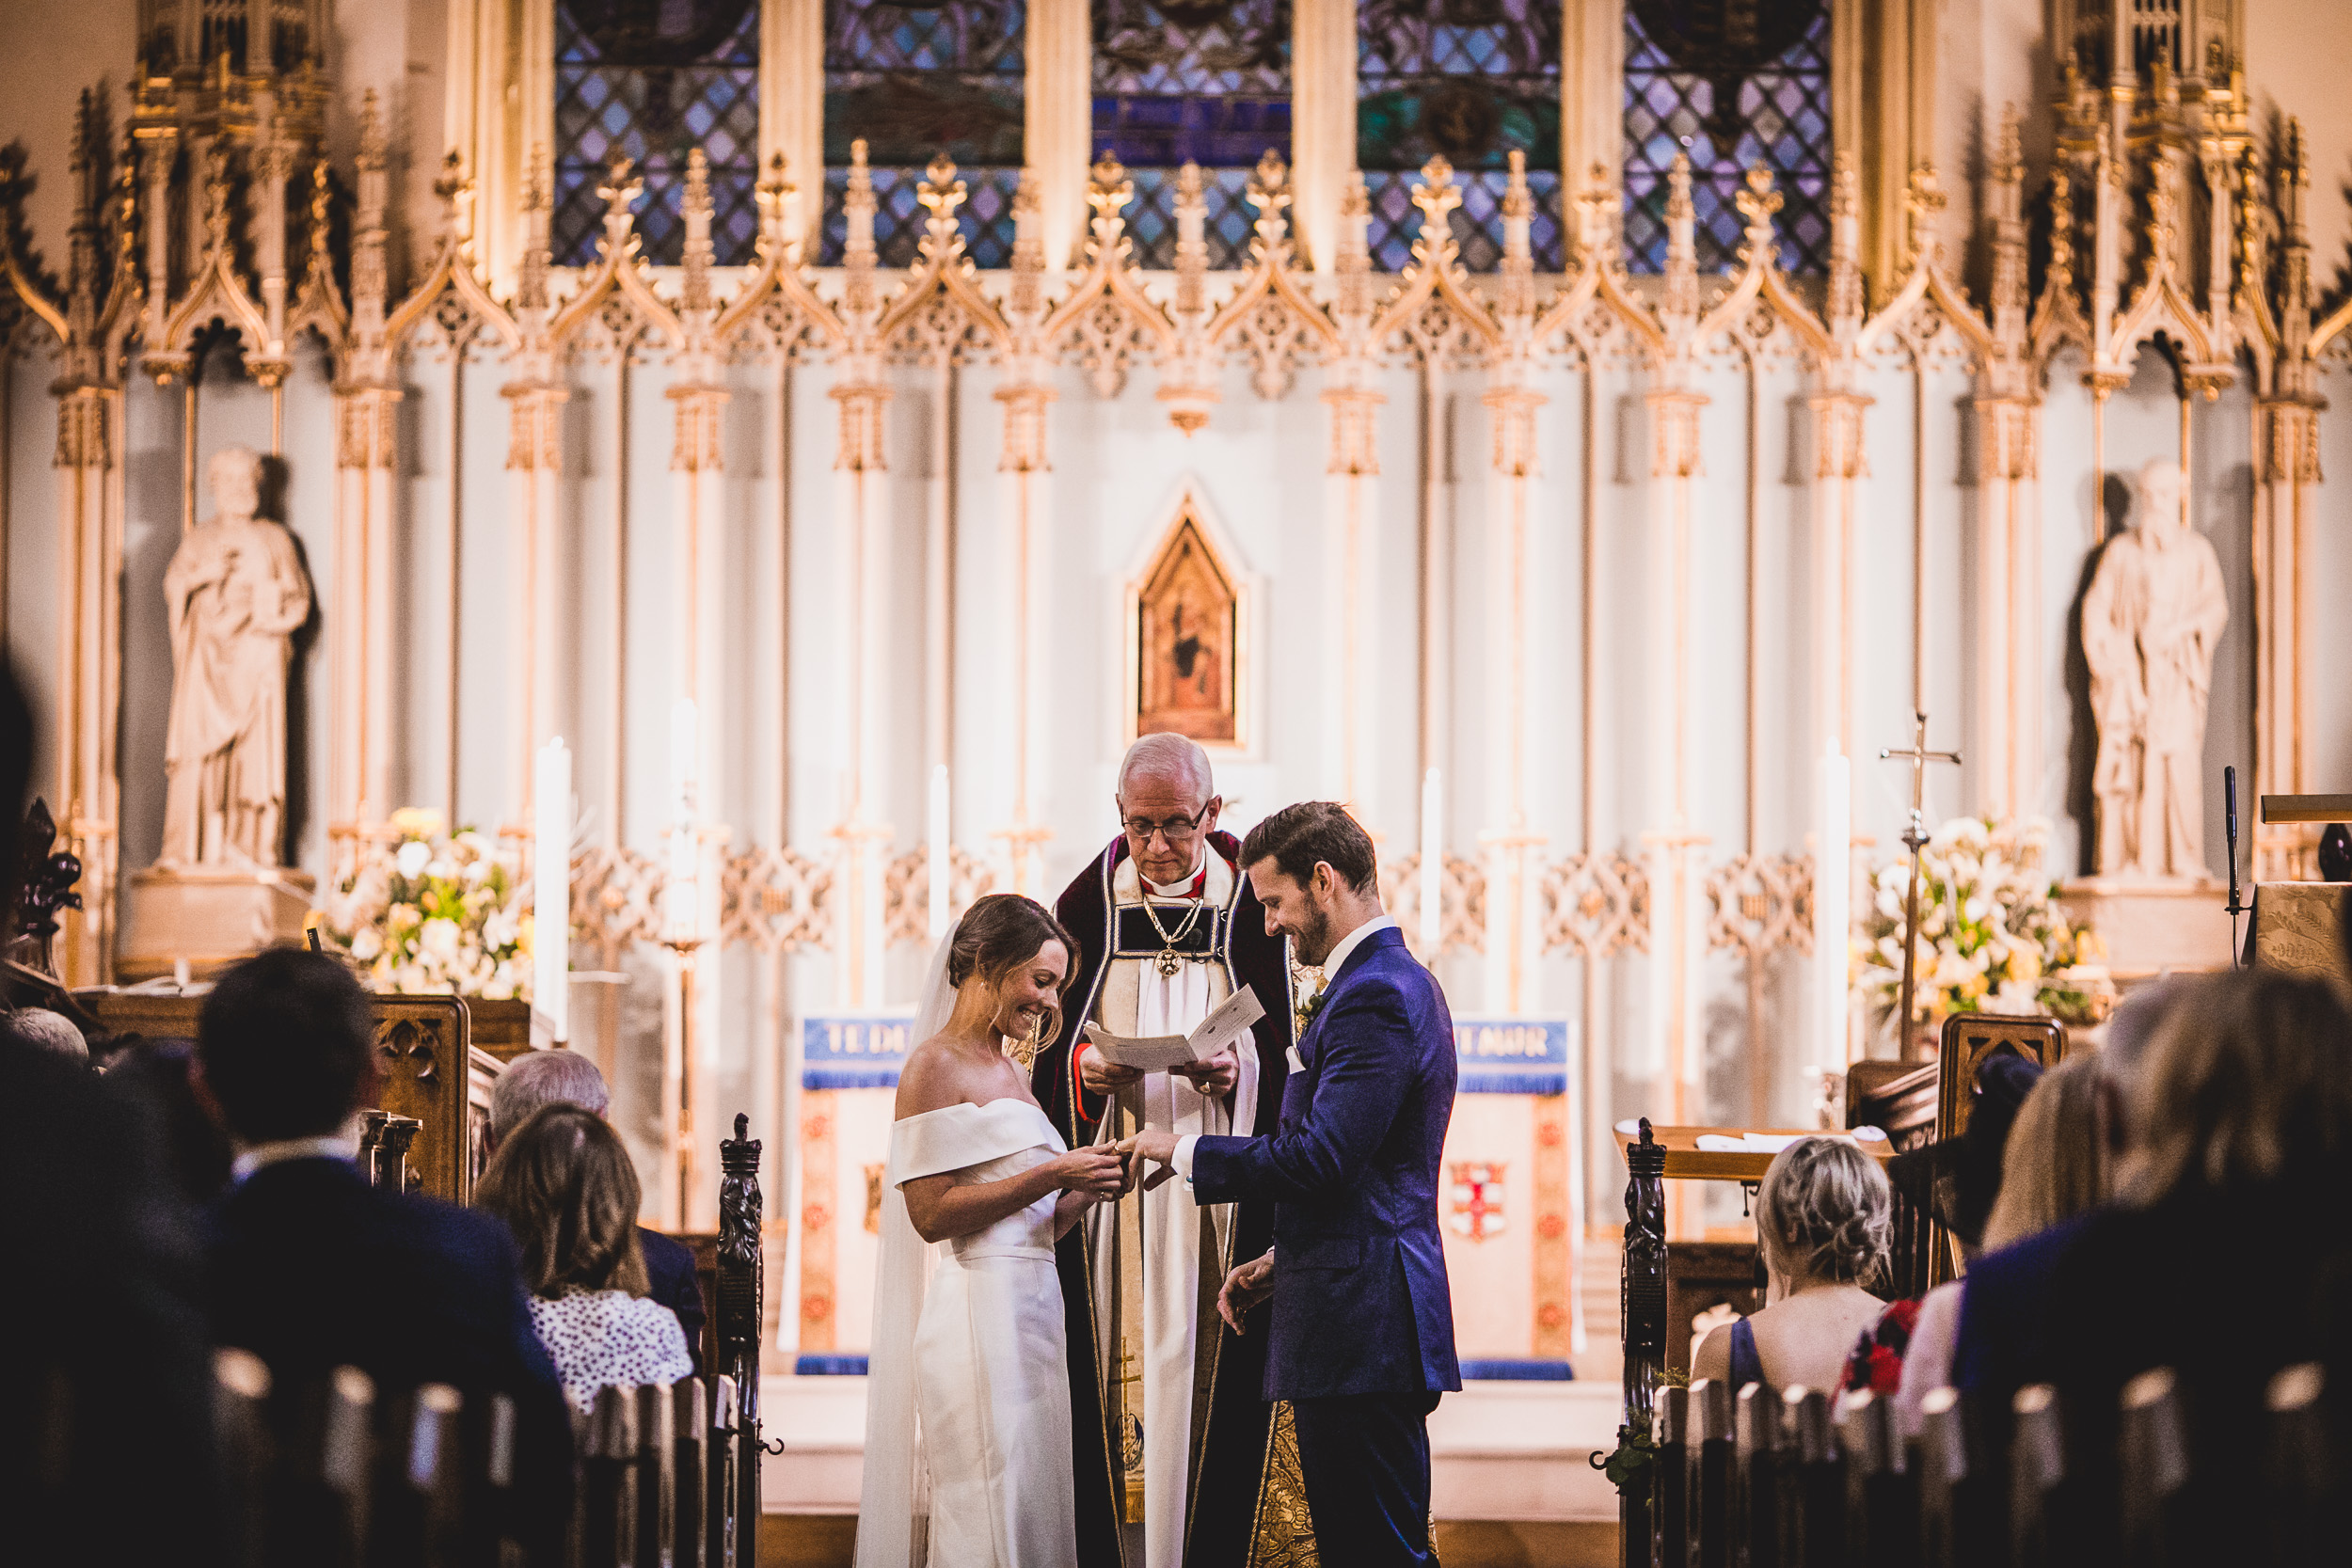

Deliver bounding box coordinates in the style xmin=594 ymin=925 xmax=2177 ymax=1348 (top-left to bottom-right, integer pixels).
xmin=1856 ymin=816 xmax=2116 ymax=1030
xmin=320 ymin=807 xmax=533 ymax=999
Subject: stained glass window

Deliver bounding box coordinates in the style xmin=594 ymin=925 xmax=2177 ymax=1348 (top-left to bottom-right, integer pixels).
xmin=1622 ymin=0 xmax=1832 ymax=276
xmin=553 ymin=0 xmax=763 ymax=268
xmin=822 ymin=0 xmax=1027 ymax=268
xmin=1358 ymin=0 xmax=1563 ymax=274
xmin=1092 ymin=0 xmax=1292 ymax=271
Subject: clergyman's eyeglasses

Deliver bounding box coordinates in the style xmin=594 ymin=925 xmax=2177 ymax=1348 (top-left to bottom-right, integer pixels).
xmin=1122 ymin=804 xmax=1213 ymax=846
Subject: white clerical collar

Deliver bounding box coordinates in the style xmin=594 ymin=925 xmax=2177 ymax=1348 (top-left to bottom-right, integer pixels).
xmin=231 ymin=1131 xmax=359 ymax=1184
xmin=1141 ymin=845 xmax=1210 ymax=898
xmin=1319 ymin=914 xmax=1398 ymax=978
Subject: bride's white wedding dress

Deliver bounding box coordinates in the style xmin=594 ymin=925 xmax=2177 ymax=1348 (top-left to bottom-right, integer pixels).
xmin=857 ymin=1094 xmax=1079 ymax=1568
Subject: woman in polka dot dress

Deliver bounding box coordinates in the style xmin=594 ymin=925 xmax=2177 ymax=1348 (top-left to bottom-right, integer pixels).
xmin=477 ymin=1101 xmax=694 ymax=1413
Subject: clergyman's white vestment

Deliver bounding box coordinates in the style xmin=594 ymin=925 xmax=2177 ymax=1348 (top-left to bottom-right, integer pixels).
xmin=1084 ymin=851 xmax=1260 ymax=1568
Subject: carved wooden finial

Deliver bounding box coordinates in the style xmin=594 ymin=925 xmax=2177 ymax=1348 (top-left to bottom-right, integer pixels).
xmin=1089 ymin=150 xmax=1131 ymax=206
xmin=1253 ymin=147 xmax=1288 ymax=198
xmin=1994 ymin=104 xmax=2024 ymax=187
xmin=1735 ymin=166 xmax=1782 ymax=269
xmin=2046 ymin=162 xmax=2076 ymax=285
xmin=307 ymin=160 xmax=332 ymax=256
xmin=752 ymin=150 xmax=795 ymax=261
xmin=200 ymin=143 xmax=235 ymax=252
xmin=1413 ymin=154 xmax=1461 ymax=223
xmin=1245 ymin=150 xmax=1293 ymax=258
xmin=1903 ymin=164 xmax=1947 ymax=269
xmin=593 ymin=156 xmax=642 ymax=261
xmin=1573 ymin=162 xmax=1614 ymax=261
xmin=358 ymin=89 xmax=386 ymax=171
xmin=916 ymin=154 xmax=968 ymax=259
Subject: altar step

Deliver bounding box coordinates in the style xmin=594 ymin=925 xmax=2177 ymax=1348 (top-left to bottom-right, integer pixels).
xmin=1570 ymin=1230 xmax=1624 ymax=1387
xmin=759 ymin=1366 xmax=1627 ymax=1526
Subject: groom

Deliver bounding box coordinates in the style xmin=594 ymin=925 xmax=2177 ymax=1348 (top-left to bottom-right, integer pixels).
xmin=1128 ymin=801 xmax=1460 ymax=1567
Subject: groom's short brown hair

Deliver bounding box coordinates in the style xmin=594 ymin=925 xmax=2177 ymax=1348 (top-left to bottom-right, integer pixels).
xmin=1241 ymin=802 xmax=1377 ymax=895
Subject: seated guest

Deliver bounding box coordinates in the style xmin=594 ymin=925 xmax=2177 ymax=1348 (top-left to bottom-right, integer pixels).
xmin=487 ymin=1048 xmax=706 ymax=1370
xmin=1844 ymin=1049 xmax=2045 ymax=1404
xmin=3 ymin=1006 xmax=89 ymax=1063
xmin=476 ymin=1102 xmax=695 ymax=1412
xmin=1694 ymin=1136 xmax=1892 ymax=1393
xmin=1893 ymin=1051 xmax=2115 ymax=1435
xmin=104 ymin=1037 xmax=234 ymax=1206
xmin=2036 ymin=970 xmax=2352 ymax=1550
xmin=1947 ymin=981 xmax=2184 ymax=1410
xmin=195 ymin=948 xmax=570 ymax=1536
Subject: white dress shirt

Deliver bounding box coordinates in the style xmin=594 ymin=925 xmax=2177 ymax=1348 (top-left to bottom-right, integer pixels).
xmin=1169 ymin=913 xmax=1399 ymax=1184
xmin=230 ymin=1132 xmax=359 ymax=1184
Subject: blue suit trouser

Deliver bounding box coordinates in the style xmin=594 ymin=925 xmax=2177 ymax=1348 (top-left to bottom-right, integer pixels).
xmin=1290 ymin=1392 xmax=1441 ymax=1568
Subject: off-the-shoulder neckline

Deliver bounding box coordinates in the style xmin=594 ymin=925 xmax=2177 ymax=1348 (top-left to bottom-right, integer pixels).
xmin=893 ymin=1095 xmax=1050 ymax=1125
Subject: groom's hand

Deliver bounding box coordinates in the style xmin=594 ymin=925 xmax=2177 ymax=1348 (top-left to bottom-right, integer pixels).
xmin=1120 ymin=1130 xmax=1180 ymax=1192
xmin=1080 ymin=1047 xmax=1146 ymax=1096
xmin=1217 ymin=1250 xmax=1276 ymax=1334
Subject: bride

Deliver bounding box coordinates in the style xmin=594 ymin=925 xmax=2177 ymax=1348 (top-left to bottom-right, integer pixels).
xmin=856 ymin=894 xmax=1132 ymax=1568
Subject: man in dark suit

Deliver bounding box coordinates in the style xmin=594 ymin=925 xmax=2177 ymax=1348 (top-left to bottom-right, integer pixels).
xmin=1126 ymin=801 xmax=1460 ymax=1567
xmin=194 ymin=948 xmax=571 ymax=1533
xmin=485 ymin=1047 xmax=707 ymax=1370
xmin=1 ymin=658 xmax=223 ymax=1568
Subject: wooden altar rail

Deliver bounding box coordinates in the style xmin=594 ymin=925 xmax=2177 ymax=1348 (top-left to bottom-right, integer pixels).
xmin=1632 ymin=1367 xmax=2335 ymax=1568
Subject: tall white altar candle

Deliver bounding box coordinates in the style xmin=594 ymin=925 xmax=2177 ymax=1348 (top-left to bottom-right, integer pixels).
xmin=927 ymin=765 xmax=951 ymax=941
xmin=1419 ymin=768 xmax=1443 ymax=957
xmin=1815 ymin=751 xmax=1852 ymax=1071
xmin=533 ymin=736 xmax=571 ymax=1042
xmin=665 ymin=699 xmax=702 ymax=944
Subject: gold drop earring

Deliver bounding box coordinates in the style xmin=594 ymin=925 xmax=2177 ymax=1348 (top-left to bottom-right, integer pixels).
xmin=1006 ymin=1007 xmax=1044 ymax=1072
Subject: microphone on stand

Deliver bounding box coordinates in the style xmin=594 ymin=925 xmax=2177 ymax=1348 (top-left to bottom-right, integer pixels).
xmin=2225 ymin=765 xmax=2246 ymax=969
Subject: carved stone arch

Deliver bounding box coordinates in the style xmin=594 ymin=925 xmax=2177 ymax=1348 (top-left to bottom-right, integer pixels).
xmin=1388 ymin=292 xmax=1491 ymax=372
xmin=1056 ymin=290 xmax=1166 ymax=398
xmin=883 ymin=285 xmax=1001 ymax=370
xmin=1219 ymin=286 xmax=1326 ymax=400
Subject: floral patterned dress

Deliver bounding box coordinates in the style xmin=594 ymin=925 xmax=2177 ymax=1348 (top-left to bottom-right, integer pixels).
xmin=1841 ymin=1297 xmax=1923 ymax=1398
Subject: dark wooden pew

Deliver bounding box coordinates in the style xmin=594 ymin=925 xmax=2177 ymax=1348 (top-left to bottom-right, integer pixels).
xmin=1614 ymin=1360 xmax=2338 ymax=1568
xmin=202 ymin=1111 xmax=767 ymax=1568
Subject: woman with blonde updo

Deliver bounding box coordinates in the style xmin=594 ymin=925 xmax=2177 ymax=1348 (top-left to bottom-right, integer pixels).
xmin=1693 ymin=1135 xmax=1892 ymax=1393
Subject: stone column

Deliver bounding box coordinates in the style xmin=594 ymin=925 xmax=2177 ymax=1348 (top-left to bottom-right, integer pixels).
xmin=1807 ymin=387 xmax=1870 ymax=1075
xmin=503 ymin=384 xmax=569 ymax=821
xmin=50 ymin=388 xmax=120 ymax=985
xmin=1644 ymin=387 xmax=1708 ymax=1238
xmin=1971 ymin=396 xmax=2040 ymax=819
xmin=991 ymin=384 xmax=1055 ymax=898
xmin=2255 ymin=396 xmax=2323 ymax=879
xmin=330 ymin=387 xmax=402 ymax=848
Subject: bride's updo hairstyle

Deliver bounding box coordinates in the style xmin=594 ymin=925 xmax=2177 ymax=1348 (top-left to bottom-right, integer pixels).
xmin=1754 ymin=1135 xmax=1892 ymax=1288
xmin=947 ymin=894 xmax=1080 ymax=1046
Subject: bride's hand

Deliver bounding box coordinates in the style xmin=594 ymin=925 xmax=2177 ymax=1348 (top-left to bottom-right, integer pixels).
xmin=1051 ymin=1146 xmax=1129 ymax=1198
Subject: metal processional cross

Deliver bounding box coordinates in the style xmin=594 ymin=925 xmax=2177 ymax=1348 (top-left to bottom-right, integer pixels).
xmin=1880 ymin=711 xmax=1962 ymax=1056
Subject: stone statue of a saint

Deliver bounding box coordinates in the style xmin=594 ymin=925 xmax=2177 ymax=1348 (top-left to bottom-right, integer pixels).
xmin=161 ymin=447 xmax=312 ymax=866
xmin=2081 ymin=458 xmax=2229 ymax=879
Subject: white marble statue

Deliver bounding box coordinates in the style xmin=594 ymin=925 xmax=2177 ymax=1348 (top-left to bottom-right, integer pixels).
xmin=2081 ymin=458 xmax=2229 ymax=879
xmin=161 ymin=446 xmax=312 ymax=867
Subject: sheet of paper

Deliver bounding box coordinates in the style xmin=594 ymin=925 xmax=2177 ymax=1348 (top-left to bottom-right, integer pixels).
xmin=1083 ymin=985 xmax=1266 ymax=1072
xmin=1081 ymin=1025 xmax=1201 ymax=1072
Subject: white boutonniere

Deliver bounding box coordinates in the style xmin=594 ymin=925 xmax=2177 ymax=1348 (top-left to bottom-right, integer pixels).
xmin=1291 ymin=959 xmax=1328 ymax=1036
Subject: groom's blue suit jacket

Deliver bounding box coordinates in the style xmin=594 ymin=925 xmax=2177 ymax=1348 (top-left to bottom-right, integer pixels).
xmin=1190 ymin=925 xmax=1462 ymax=1401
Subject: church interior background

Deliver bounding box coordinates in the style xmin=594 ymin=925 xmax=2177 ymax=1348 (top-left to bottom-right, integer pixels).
xmin=6 ymin=0 xmax=2351 ymax=1542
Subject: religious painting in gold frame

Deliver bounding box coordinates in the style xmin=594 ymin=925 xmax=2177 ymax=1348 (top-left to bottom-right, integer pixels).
xmin=1129 ymin=504 xmax=1244 ymax=746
